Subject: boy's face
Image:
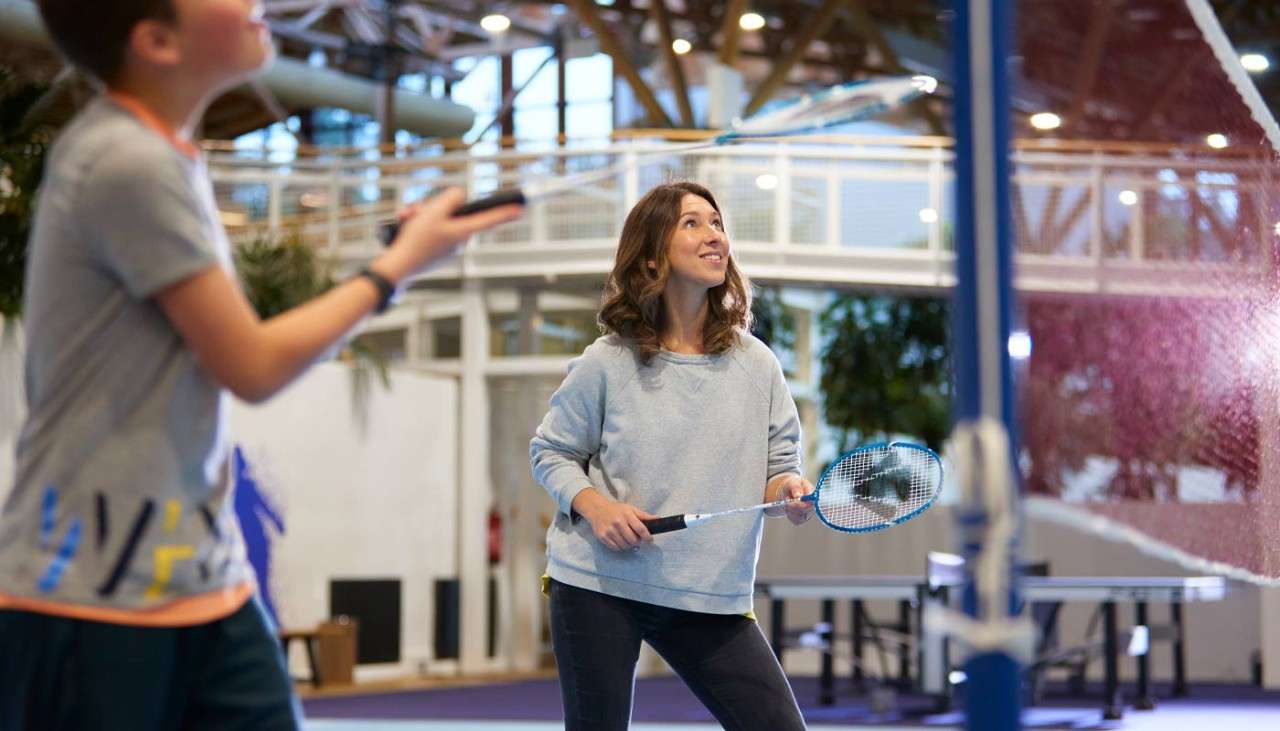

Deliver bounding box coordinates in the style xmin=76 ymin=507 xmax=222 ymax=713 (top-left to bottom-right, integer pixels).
xmin=169 ymin=0 xmax=273 ymax=88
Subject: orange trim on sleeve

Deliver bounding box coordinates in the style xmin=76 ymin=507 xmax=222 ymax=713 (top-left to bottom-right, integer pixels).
xmin=0 ymin=582 xmax=253 ymax=627
xmin=106 ymin=91 xmax=202 ymax=160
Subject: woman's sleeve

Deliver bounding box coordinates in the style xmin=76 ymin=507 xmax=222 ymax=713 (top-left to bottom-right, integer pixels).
xmin=529 ymin=348 xmax=608 ymax=517
xmin=766 ymin=354 xmax=803 ymax=481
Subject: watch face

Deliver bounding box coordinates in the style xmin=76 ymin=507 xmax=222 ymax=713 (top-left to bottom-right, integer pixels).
xmin=379 ymin=222 xmax=399 ymax=246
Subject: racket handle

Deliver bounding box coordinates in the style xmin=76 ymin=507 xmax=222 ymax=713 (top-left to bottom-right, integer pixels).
xmin=378 ymin=188 xmax=528 ymax=246
xmin=455 ymin=188 xmax=527 ymax=215
xmin=642 ymin=515 xmax=688 ymax=535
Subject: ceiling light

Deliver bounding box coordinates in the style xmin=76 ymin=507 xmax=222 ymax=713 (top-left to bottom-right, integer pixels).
xmin=672 ymin=38 xmax=692 ymax=55
xmin=480 ymin=14 xmax=511 ymax=33
xmin=1029 ymin=112 xmax=1061 ymax=130
xmin=739 ymin=12 xmax=766 ymax=31
xmin=1118 ymin=190 xmax=1138 ymax=206
xmin=1241 ymin=53 xmax=1270 ymax=73
xmin=1206 ymin=133 xmax=1228 ymax=149
xmin=755 ymin=173 xmax=778 ymax=191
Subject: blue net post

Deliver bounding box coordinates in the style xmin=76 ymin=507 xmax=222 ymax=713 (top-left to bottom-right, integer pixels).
xmin=949 ymin=1 xmax=1022 ymax=730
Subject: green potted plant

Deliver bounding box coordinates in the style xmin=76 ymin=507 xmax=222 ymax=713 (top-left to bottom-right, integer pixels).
xmin=234 ymin=229 xmax=389 ymax=423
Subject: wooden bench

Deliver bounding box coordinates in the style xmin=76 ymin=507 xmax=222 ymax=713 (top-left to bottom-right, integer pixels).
xmin=280 ymin=618 xmax=357 ymax=687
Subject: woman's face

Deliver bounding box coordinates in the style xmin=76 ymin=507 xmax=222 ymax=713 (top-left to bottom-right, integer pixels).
xmin=662 ymin=193 xmax=729 ymax=292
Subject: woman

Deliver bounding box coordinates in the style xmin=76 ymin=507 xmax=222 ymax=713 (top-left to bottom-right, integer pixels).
xmin=530 ymin=181 xmax=812 ymax=730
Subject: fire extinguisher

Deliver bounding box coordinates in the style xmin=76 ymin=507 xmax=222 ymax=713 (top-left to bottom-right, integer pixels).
xmin=487 ymin=507 xmax=503 ymax=565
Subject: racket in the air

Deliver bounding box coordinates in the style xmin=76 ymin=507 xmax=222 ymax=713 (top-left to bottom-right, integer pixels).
xmin=641 ymin=441 xmax=944 ymax=535
xmin=380 ymin=74 xmax=939 ymax=244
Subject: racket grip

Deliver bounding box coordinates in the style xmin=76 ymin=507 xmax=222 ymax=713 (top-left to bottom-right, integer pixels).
xmin=378 ymin=189 xmax=528 ymax=247
xmin=455 ymin=188 xmax=527 ymax=215
xmin=642 ymin=515 xmax=687 ymax=535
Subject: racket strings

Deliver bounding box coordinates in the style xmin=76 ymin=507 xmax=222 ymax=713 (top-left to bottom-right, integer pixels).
xmin=729 ymin=76 xmax=935 ymax=138
xmin=816 ymin=446 xmax=940 ymax=530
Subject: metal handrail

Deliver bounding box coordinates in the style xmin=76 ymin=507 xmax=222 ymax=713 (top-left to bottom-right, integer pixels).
xmin=208 ymin=135 xmax=1273 ymax=293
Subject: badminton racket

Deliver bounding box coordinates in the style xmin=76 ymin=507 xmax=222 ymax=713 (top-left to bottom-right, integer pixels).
xmin=642 ymin=441 xmax=944 ymax=535
xmin=380 ymin=74 xmax=939 ymax=242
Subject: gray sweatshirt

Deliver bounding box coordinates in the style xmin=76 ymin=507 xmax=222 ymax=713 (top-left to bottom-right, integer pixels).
xmin=529 ymin=333 xmax=801 ymax=614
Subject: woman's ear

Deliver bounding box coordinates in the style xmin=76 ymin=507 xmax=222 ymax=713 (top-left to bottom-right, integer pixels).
xmin=646 ymin=260 xmax=657 ymax=270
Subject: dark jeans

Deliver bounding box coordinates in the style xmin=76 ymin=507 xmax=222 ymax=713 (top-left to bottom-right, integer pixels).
xmin=0 ymin=596 xmax=301 ymax=731
xmin=549 ymin=578 xmax=806 ymax=731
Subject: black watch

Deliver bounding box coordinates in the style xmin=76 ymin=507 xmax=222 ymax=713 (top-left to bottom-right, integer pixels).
xmin=357 ymin=267 xmax=398 ymax=314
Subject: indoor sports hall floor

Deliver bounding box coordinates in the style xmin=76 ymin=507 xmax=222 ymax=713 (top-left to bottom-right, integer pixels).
xmin=299 ymin=675 xmax=1280 ymax=730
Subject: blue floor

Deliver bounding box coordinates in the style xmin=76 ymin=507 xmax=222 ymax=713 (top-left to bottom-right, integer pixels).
xmin=302 ymin=676 xmax=1280 ymax=729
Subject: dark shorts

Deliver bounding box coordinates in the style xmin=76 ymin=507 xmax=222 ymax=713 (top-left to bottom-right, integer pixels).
xmin=0 ymin=596 xmax=301 ymax=731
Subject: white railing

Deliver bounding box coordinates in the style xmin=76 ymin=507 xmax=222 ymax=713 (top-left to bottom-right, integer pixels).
xmin=208 ymin=135 xmax=1275 ymax=295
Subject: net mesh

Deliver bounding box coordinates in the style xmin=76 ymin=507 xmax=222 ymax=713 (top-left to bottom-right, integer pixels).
xmin=1012 ymin=0 xmax=1280 ymax=583
xmin=816 ymin=444 xmax=943 ymax=531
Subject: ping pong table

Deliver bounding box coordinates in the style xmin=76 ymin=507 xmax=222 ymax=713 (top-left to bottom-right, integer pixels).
xmin=755 ymin=573 xmax=1227 ymax=720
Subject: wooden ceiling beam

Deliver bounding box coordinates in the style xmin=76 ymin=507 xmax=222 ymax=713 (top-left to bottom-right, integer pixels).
xmin=565 ymin=0 xmax=674 ymax=127
xmin=1066 ymin=0 xmax=1114 ymax=124
xmin=844 ymin=1 xmax=945 ymax=134
xmin=744 ymin=0 xmax=846 ymax=116
xmin=650 ymin=0 xmax=694 ymax=126
xmin=717 ymin=0 xmax=749 ymax=66
xmin=1129 ymin=49 xmax=1203 ymax=137
xmin=1131 ymin=0 xmax=1244 ymax=139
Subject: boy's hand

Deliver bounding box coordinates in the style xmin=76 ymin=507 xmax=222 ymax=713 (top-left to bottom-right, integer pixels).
xmin=377 ymin=187 xmax=523 ymax=281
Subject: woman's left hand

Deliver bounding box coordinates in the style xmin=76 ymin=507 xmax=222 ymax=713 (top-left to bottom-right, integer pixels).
xmin=771 ymin=474 xmax=815 ymax=526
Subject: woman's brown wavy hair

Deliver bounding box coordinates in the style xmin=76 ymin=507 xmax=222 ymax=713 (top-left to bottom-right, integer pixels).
xmin=598 ymin=181 xmax=752 ymax=364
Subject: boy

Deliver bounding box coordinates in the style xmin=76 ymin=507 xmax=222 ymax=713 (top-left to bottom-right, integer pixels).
xmin=0 ymin=1 xmax=522 ymax=728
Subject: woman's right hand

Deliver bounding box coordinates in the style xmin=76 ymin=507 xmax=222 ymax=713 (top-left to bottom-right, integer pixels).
xmin=374 ymin=187 xmax=523 ymax=282
xmin=572 ymin=488 xmax=655 ymax=551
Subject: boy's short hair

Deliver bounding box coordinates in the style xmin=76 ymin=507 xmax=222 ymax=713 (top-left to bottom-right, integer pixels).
xmin=38 ymin=0 xmax=176 ymax=85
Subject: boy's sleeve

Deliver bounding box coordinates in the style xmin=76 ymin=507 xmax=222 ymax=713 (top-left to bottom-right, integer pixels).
xmin=767 ymin=353 xmax=803 ymax=481
xmin=530 ymin=348 xmax=608 ymax=517
xmin=81 ymin=146 xmax=220 ymax=299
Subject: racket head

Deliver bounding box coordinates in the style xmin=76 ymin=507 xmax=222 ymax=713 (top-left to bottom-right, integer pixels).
xmin=811 ymin=441 xmax=944 ymax=533
xmin=720 ymin=75 xmax=938 ymax=142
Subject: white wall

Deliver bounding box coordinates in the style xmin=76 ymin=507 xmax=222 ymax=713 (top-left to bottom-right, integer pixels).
xmin=230 ymin=362 xmax=459 ymax=679
xmin=0 ymin=319 xmax=25 ymax=506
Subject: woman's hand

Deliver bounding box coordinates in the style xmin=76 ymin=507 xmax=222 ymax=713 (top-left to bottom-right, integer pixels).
xmin=765 ymin=474 xmax=815 ymax=526
xmin=571 ymin=488 xmax=655 ymax=551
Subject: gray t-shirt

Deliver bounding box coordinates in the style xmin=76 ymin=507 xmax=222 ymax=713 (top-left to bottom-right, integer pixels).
xmin=530 ymin=333 xmax=802 ymax=615
xmin=0 ymin=96 xmax=252 ymax=610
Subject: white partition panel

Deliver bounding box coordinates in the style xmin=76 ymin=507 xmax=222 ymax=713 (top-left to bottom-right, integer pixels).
xmin=230 ymin=362 xmax=459 ymax=679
